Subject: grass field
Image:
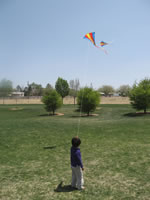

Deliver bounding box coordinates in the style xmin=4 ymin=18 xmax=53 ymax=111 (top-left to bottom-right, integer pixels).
xmin=0 ymin=104 xmax=150 ymax=200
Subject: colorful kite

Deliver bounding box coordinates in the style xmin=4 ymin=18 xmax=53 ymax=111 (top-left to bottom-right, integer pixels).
xmin=83 ymin=32 xmax=96 ymax=46
xmin=83 ymin=32 xmax=112 ymax=54
xmin=100 ymin=41 xmax=109 ymax=47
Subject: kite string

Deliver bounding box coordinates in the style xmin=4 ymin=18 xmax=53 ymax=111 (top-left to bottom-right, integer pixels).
xmin=76 ymin=42 xmax=89 ymax=137
xmin=76 ymin=89 xmax=85 ymax=137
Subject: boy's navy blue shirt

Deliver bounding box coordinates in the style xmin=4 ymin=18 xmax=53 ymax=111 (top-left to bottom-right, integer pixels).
xmin=71 ymin=146 xmax=83 ymax=168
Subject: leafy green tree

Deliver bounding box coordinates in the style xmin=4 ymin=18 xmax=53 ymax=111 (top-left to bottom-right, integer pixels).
xmin=117 ymin=85 xmax=131 ymax=97
xmin=98 ymin=85 xmax=114 ymax=96
xmin=42 ymin=90 xmax=62 ymax=115
xmin=0 ymin=79 xmax=13 ymax=97
xmin=69 ymin=79 xmax=80 ymax=105
xmin=77 ymin=87 xmax=100 ymax=116
xmin=129 ymin=78 xmax=150 ymax=114
xmin=55 ymin=77 xmax=69 ymax=103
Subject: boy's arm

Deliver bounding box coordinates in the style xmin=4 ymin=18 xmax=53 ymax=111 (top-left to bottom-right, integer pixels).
xmin=76 ymin=150 xmax=83 ymax=169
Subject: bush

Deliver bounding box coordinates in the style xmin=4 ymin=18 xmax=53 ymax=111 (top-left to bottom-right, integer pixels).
xmin=129 ymin=78 xmax=150 ymax=113
xmin=42 ymin=90 xmax=62 ymax=115
xmin=77 ymin=87 xmax=100 ymax=116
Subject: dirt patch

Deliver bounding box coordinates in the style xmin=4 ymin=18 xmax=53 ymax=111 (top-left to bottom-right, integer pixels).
xmin=90 ymin=114 xmax=99 ymax=116
xmin=125 ymin=111 xmax=150 ymax=117
xmin=136 ymin=112 xmax=150 ymax=114
xmin=10 ymin=107 xmax=24 ymax=111
xmin=96 ymin=107 xmax=101 ymax=110
xmin=55 ymin=113 xmax=64 ymax=116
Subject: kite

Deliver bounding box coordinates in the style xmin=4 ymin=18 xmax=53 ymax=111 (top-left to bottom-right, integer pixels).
xmin=83 ymin=32 xmax=97 ymax=47
xmin=83 ymin=32 xmax=112 ymax=54
xmin=100 ymin=41 xmax=109 ymax=47
xmin=99 ymin=41 xmax=109 ymax=54
xmin=100 ymin=41 xmax=113 ymax=54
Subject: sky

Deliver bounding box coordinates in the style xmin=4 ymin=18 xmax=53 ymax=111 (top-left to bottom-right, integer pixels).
xmin=0 ymin=0 xmax=150 ymax=89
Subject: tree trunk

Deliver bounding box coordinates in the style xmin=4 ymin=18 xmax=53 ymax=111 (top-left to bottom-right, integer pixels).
xmin=74 ymin=97 xmax=76 ymax=105
xmin=144 ymin=108 xmax=147 ymax=114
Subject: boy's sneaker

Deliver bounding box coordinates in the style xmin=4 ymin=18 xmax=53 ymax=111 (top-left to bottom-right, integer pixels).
xmin=78 ymin=186 xmax=85 ymax=190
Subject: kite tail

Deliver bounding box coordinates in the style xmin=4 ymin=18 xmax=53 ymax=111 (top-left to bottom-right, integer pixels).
xmin=102 ymin=48 xmax=108 ymax=55
xmin=95 ymin=45 xmax=108 ymax=54
xmin=95 ymin=45 xmax=100 ymax=48
xmin=97 ymin=45 xmax=108 ymax=54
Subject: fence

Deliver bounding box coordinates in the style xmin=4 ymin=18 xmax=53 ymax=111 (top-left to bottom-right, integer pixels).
xmin=0 ymin=96 xmax=130 ymax=105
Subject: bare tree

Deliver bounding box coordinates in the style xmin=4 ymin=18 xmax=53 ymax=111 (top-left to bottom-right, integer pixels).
xmin=117 ymin=85 xmax=131 ymax=97
xmin=69 ymin=79 xmax=80 ymax=105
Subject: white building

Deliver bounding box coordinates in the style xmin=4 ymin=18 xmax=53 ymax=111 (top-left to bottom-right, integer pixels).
xmin=11 ymin=92 xmax=24 ymax=97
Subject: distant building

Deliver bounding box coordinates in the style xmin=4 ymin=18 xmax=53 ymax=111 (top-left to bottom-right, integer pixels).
xmin=113 ymin=93 xmax=119 ymax=97
xmin=100 ymin=92 xmax=105 ymax=96
xmin=11 ymin=92 xmax=24 ymax=97
xmin=99 ymin=92 xmax=119 ymax=97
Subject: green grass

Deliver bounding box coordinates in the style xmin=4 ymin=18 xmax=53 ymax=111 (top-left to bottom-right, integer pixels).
xmin=0 ymin=104 xmax=150 ymax=200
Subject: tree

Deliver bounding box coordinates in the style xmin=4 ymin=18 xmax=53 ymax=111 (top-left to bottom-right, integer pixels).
xmin=43 ymin=83 xmax=53 ymax=95
xmin=69 ymin=79 xmax=80 ymax=105
xmin=24 ymin=83 xmax=31 ymax=96
xmin=117 ymin=85 xmax=131 ymax=97
xmin=77 ymin=87 xmax=100 ymax=116
xmin=129 ymin=78 xmax=150 ymax=114
xmin=55 ymin=77 xmax=69 ymax=103
xmin=42 ymin=90 xmax=62 ymax=115
xmin=16 ymin=85 xmax=23 ymax=92
xmin=0 ymin=79 xmax=13 ymax=97
xmin=46 ymin=83 xmax=53 ymax=90
xmin=98 ymin=85 xmax=114 ymax=96
xmin=24 ymin=82 xmax=43 ymax=96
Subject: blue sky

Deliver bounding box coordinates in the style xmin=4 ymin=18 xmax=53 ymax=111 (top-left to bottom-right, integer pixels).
xmin=0 ymin=0 xmax=150 ymax=89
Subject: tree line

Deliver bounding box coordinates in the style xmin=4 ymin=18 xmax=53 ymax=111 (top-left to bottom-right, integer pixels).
xmin=1 ymin=77 xmax=150 ymax=114
xmin=0 ymin=78 xmax=131 ymax=98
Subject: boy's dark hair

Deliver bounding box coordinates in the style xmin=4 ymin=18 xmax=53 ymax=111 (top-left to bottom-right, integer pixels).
xmin=72 ymin=137 xmax=81 ymax=147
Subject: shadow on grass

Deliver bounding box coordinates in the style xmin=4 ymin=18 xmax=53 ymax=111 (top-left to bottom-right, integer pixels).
xmin=39 ymin=114 xmax=51 ymax=117
xmin=43 ymin=142 xmax=70 ymax=150
xmin=71 ymin=115 xmax=89 ymax=118
xmin=39 ymin=113 xmax=64 ymax=117
xmin=43 ymin=146 xmax=56 ymax=149
xmin=39 ymin=114 xmax=56 ymax=117
xmin=71 ymin=114 xmax=98 ymax=118
xmin=54 ymin=181 xmax=77 ymax=193
xmin=124 ymin=112 xmax=150 ymax=117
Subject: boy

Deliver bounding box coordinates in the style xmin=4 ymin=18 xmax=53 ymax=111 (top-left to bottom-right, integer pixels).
xmin=70 ymin=137 xmax=84 ymax=190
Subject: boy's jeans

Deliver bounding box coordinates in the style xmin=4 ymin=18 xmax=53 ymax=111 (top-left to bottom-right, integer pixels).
xmin=71 ymin=166 xmax=84 ymax=189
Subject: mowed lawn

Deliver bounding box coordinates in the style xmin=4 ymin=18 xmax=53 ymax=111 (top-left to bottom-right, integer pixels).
xmin=0 ymin=104 xmax=150 ymax=200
